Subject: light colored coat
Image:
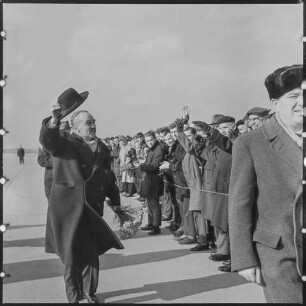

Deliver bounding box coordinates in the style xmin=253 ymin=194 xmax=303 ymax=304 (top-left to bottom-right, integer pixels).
xmin=177 ymin=132 xmax=204 ymax=211
xmin=229 ymin=116 xmax=302 ymax=303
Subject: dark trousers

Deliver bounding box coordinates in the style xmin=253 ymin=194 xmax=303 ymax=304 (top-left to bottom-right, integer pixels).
xmin=64 ymin=253 xmax=99 ymax=303
xmin=169 ymin=187 xmax=182 ymax=226
xmin=161 ymin=191 xmax=173 ymax=219
xmin=146 ymin=197 xmax=161 ymax=227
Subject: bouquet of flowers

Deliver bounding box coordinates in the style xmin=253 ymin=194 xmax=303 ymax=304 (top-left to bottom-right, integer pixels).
xmin=112 ymin=204 xmax=144 ymax=240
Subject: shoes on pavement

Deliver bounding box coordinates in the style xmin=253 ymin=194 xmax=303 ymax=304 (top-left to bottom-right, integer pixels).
xmin=218 ymin=264 xmax=232 ymax=273
xmin=161 ymin=216 xmax=172 ymax=221
xmin=173 ymin=234 xmax=187 ymax=241
xmin=137 ymin=196 xmax=145 ymax=202
xmin=172 ymin=230 xmax=183 ymax=238
xmin=84 ymin=293 xmax=99 ymax=303
xmin=140 ymin=224 xmax=153 ymax=231
xmin=222 ymin=259 xmax=231 ymax=265
xmin=190 ymin=244 xmax=210 ymax=251
xmin=209 ymin=253 xmax=230 ymax=262
xmin=179 ymin=237 xmax=197 ymax=244
xmin=133 ymin=193 xmax=138 ymax=197
xmin=148 ymin=227 xmax=161 ymax=235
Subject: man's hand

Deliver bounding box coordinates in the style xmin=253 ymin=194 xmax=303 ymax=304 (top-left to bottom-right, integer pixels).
xmin=50 ymin=100 xmax=61 ymax=126
xmin=238 ymin=266 xmax=265 ymax=287
xmin=159 ymin=161 xmax=170 ymax=170
xmin=175 ymin=118 xmax=185 ymax=133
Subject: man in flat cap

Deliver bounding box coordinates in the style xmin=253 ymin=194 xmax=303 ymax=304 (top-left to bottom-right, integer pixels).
xmin=245 ymin=107 xmax=271 ymax=130
xmin=229 ymin=65 xmax=303 ymax=303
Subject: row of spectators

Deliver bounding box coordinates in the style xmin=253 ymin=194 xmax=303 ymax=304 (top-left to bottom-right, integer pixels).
xmin=101 ymin=105 xmax=273 ymax=273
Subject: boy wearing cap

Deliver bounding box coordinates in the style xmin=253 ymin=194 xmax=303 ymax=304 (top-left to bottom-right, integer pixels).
xmin=229 ymin=65 xmax=303 ymax=303
xmin=245 ymin=107 xmax=271 ymax=130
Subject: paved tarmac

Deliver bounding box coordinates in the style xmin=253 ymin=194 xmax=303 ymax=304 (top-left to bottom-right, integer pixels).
xmin=2 ymin=153 xmax=266 ymax=303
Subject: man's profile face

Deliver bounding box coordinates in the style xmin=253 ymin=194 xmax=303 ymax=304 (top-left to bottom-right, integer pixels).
xmin=274 ymin=87 xmax=303 ymax=128
xmin=170 ymin=127 xmax=178 ymax=140
xmin=145 ymin=135 xmax=156 ymax=148
xmin=218 ymin=122 xmax=235 ymax=137
xmin=75 ymin=112 xmax=96 ymax=140
xmin=164 ymin=133 xmax=174 ymax=147
xmin=184 ymin=129 xmax=195 ymax=142
xmin=156 ymin=133 xmax=163 ymax=142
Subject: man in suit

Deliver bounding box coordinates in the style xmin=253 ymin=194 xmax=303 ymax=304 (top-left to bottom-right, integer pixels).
xmin=39 ymin=88 xmax=124 ymax=303
xmin=229 ymin=65 xmax=303 ymax=303
xmin=139 ymin=130 xmax=165 ymax=235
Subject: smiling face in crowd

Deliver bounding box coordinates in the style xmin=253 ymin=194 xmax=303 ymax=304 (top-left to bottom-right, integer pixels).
xmin=73 ymin=111 xmax=96 ymax=141
xmin=272 ymin=87 xmax=303 ymax=131
xmin=184 ymin=128 xmax=196 ymax=142
xmin=238 ymin=124 xmax=248 ymax=134
xmin=247 ymin=115 xmax=268 ymax=130
xmin=145 ymin=135 xmax=156 ymax=148
xmin=218 ymin=122 xmax=235 ymax=137
xmin=170 ymin=127 xmax=178 ymax=140
xmin=164 ymin=132 xmax=175 ymax=147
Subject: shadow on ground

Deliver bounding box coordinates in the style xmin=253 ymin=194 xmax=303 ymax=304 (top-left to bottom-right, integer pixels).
xmin=98 ymin=273 xmax=247 ymax=303
xmin=3 ymin=248 xmax=193 ymax=284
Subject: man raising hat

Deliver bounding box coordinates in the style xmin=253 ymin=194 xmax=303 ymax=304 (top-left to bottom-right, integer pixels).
xmin=39 ymin=88 xmax=124 ymax=303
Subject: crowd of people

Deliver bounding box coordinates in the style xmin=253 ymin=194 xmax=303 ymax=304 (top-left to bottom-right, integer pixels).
xmin=99 ymin=105 xmax=274 ymax=270
xmin=38 ymin=64 xmax=303 ymax=304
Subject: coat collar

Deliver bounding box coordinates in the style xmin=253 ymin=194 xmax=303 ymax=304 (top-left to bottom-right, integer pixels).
xmin=261 ymin=115 xmax=302 ymax=174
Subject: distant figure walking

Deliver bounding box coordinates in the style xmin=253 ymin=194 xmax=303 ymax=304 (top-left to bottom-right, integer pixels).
xmin=17 ymin=145 xmax=25 ymax=164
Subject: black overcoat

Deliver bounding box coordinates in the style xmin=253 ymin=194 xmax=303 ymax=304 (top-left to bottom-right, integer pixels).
xmin=139 ymin=140 xmax=165 ymax=199
xmin=39 ymin=117 xmax=124 ymax=267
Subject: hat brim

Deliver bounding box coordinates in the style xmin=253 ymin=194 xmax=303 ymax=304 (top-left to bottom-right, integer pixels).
xmin=58 ymin=91 xmax=89 ymax=120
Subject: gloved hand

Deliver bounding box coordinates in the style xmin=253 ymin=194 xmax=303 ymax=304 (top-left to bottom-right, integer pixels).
xmin=175 ymin=118 xmax=185 ymax=133
xmin=227 ymin=128 xmax=239 ymax=141
xmin=184 ymin=113 xmax=190 ymax=124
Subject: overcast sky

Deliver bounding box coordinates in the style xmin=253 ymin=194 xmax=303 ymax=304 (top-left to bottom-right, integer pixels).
xmin=3 ymin=3 xmax=302 ymax=149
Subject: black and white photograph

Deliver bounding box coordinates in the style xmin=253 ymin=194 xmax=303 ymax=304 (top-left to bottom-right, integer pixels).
xmin=1 ymin=2 xmax=304 ymax=304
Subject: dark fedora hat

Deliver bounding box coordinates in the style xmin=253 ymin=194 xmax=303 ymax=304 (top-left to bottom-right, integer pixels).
xmin=57 ymin=88 xmax=89 ymax=120
xmin=209 ymin=114 xmax=225 ymax=125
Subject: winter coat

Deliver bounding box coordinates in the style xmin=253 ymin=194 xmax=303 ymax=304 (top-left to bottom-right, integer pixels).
xmin=39 ymin=117 xmax=124 ymax=267
xmin=229 ymin=116 xmax=302 ymax=303
xmin=139 ymin=140 xmax=165 ymax=199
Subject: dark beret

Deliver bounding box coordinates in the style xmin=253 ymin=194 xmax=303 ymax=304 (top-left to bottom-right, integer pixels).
xmin=264 ymin=64 xmax=303 ymax=100
xmin=246 ymin=107 xmax=270 ymax=117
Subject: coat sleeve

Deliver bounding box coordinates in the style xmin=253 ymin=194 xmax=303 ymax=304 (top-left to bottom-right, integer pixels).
xmin=37 ymin=148 xmax=53 ymax=168
xmin=140 ymin=145 xmax=164 ymax=173
xmin=106 ymin=171 xmax=121 ymax=207
xmin=207 ymin=129 xmax=233 ymax=154
xmin=229 ymin=136 xmax=260 ymax=272
xmin=177 ymin=132 xmax=195 ymax=154
xmin=39 ymin=117 xmax=68 ymax=156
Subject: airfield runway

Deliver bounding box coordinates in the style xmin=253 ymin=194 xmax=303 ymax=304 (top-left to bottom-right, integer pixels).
xmin=2 ymin=153 xmax=265 ymax=303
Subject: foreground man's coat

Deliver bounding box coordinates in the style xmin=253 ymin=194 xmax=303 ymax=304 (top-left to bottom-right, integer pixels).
xmin=39 ymin=117 xmax=124 ymax=267
xmin=229 ymin=116 xmax=302 ymax=303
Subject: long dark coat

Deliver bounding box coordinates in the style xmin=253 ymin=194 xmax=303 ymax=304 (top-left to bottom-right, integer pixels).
xmin=37 ymin=147 xmax=53 ymax=199
xmin=39 ymin=117 xmax=124 ymax=267
xmin=139 ymin=140 xmax=165 ymax=199
xmin=168 ymin=140 xmax=189 ymax=199
xmin=229 ymin=116 xmax=302 ymax=303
